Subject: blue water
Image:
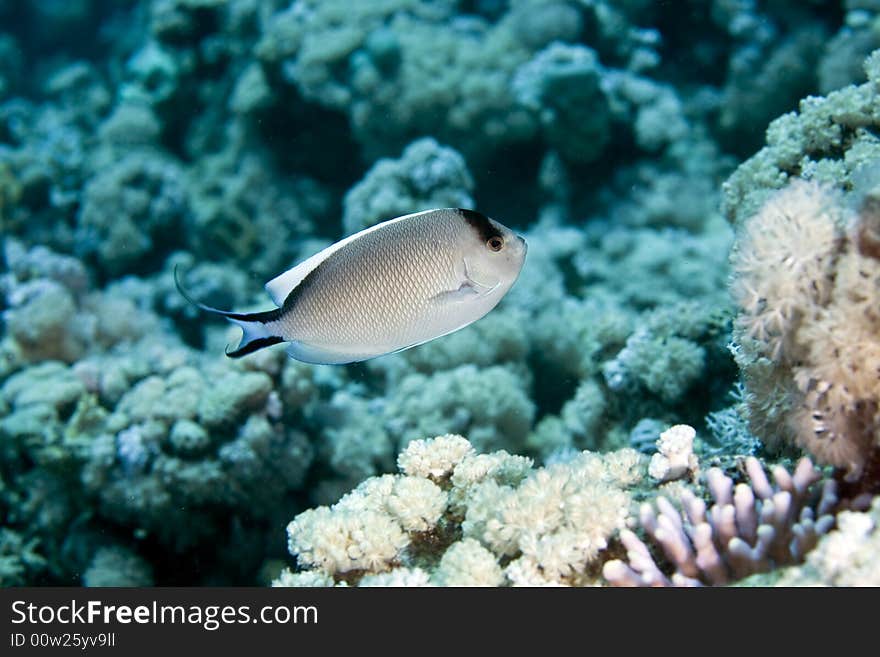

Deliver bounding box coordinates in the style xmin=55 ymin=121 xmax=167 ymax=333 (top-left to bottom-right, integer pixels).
xmin=1 ymin=1 xmax=875 ymax=587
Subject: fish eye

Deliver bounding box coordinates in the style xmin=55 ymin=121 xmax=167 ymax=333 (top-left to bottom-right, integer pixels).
xmin=487 ymin=236 xmax=504 ymax=252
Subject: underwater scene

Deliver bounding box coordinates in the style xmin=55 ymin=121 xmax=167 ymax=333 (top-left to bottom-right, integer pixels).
xmin=2 ymin=0 xmax=880 ymax=587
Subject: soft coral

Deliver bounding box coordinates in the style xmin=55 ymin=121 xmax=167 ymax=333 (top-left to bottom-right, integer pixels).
xmin=731 ymin=180 xmax=880 ymax=480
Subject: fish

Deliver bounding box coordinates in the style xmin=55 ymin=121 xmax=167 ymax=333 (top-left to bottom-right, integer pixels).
xmin=175 ymin=208 xmax=527 ymax=364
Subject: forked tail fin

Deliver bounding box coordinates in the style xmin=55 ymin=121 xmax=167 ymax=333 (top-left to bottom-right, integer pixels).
xmin=173 ymin=265 xmax=285 ymax=358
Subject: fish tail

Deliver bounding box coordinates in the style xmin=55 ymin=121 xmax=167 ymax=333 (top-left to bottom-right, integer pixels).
xmin=174 ymin=265 xmax=285 ymax=358
xmin=223 ymin=321 xmax=285 ymax=358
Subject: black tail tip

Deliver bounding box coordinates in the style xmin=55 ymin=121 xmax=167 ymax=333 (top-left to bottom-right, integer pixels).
xmin=225 ymin=335 xmax=285 ymax=358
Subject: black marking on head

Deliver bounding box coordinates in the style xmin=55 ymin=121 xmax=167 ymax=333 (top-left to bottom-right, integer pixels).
xmin=226 ymin=335 xmax=284 ymax=358
xmin=457 ymin=208 xmax=502 ymax=243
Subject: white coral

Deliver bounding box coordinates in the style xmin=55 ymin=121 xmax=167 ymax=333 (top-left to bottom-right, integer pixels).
xmin=433 ymin=539 xmax=503 ymax=587
xmin=286 ymin=507 xmax=409 ymax=575
xmin=396 ymin=433 xmax=475 ymax=481
xmin=648 ymin=424 xmax=698 ymax=483
xmin=359 ymin=568 xmax=434 ymax=587
xmin=461 ymin=454 xmax=635 ymax=583
xmin=504 ymin=556 xmax=569 ymax=587
xmin=282 ymin=436 xmax=644 ymax=586
xmin=450 ymin=451 xmax=533 ymax=489
xmin=285 ymin=472 xmax=446 ymax=576
xmin=778 ymin=498 xmax=880 ymax=586
xmin=384 ymin=476 xmax=447 ymax=533
xmin=564 ymin=449 xmax=646 ymax=488
xmin=448 ymin=450 xmax=533 ymax=513
xmin=272 ymin=568 xmax=335 ymax=587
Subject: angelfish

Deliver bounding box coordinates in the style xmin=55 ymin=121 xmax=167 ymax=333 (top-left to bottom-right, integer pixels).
xmin=176 ymin=208 xmax=527 ymax=364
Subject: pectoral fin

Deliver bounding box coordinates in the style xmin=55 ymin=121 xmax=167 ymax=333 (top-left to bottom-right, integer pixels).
xmin=430 ymin=280 xmax=481 ymax=305
xmin=463 ymin=257 xmax=500 ymax=293
xmin=430 ymin=257 xmax=497 ymax=305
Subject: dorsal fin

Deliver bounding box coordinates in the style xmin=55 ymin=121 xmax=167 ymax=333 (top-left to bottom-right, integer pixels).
xmin=265 ymin=248 xmax=330 ymax=306
xmin=264 ymin=209 xmax=439 ymax=305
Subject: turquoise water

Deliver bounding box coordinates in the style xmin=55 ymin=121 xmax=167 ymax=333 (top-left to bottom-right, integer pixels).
xmin=2 ymin=1 xmax=878 ymax=587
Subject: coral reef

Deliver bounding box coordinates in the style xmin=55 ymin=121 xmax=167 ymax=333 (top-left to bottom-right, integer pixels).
xmin=2 ymin=0 xmax=878 ymax=587
xmin=722 ymin=50 xmax=880 ymax=227
xmin=648 ymin=424 xmax=699 ymax=483
xmin=729 ymin=180 xmax=880 ymax=477
xmin=818 ymin=1 xmax=880 ymax=94
xmin=772 ymin=496 xmax=880 ymax=586
xmin=342 ymin=137 xmax=474 ymax=235
xmin=76 ymin=150 xmax=189 ymax=276
xmin=603 ymin=457 xmax=837 ymax=586
xmin=275 ymin=434 xmax=646 ymax=587
xmin=82 ymin=545 xmax=154 ymax=587
xmin=512 ymin=42 xmax=612 ymax=164
xmin=1 ymin=243 xmax=321 ymax=582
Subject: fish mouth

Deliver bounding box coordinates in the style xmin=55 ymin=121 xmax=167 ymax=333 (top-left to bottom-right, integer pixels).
xmin=516 ymin=235 xmax=528 ymax=254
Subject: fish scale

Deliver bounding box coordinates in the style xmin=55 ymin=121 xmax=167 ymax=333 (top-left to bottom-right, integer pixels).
xmin=177 ymin=208 xmax=527 ymax=364
xmin=283 ymin=213 xmax=463 ymax=348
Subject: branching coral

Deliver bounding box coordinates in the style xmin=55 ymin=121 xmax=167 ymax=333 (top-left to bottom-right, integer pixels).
xmin=603 ymin=457 xmax=837 ymax=586
xmin=774 ymin=496 xmax=880 ymax=586
xmin=722 ymin=50 xmax=880 ymax=227
xmin=277 ymin=434 xmax=646 ymax=587
xmin=285 ymin=473 xmax=445 ymax=576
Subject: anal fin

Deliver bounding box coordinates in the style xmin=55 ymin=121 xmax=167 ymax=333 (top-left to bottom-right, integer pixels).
xmin=286 ymin=341 xmax=372 ymax=365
